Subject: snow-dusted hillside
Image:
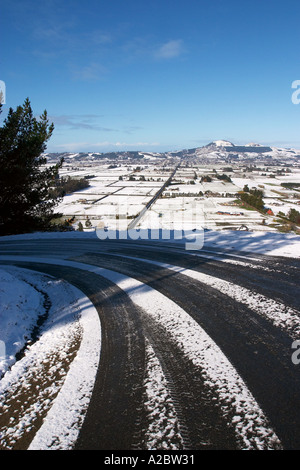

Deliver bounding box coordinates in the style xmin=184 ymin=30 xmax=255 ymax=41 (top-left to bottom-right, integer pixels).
xmin=44 ymin=140 xmax=300 ymax=164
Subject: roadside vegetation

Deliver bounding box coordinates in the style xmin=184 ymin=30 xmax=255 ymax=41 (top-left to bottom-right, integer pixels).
xmin=49 ymin=175 xmax=90 ymax=199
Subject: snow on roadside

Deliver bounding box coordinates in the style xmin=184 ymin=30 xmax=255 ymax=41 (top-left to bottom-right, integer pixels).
xmin=0 ymin=266 xmax=101 ymax=450
xmin=28 ymin=289 xmax=101 ymax=450
xmin=202 ymin=230 xmax=300 ymax=258
xmin=0 ymin=268 xmax=45 ymax=377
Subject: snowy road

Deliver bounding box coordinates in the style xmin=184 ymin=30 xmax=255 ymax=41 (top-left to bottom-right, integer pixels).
xmin=0 ymin=237 xmax=300 ymax=450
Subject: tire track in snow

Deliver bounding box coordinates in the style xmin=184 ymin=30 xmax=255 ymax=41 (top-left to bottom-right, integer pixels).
xmin=96 ymin=252 xmax=300 ymax=339
xmin=102 ymin=267 xmax=281 ymax=450
xmin=142 ymin=339 xmax=185 ymax=450
xmin=70 ymin=253 xmax=297 ymax=449
xmin=0 ymin=255 xmax=285 ymax=449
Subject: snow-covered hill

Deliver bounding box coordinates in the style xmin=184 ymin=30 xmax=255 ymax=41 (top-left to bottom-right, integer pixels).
xmin=212 ymin=140 xmax=235 ymax=147
xmin=44 ymin=140 xmax=300 ymax=164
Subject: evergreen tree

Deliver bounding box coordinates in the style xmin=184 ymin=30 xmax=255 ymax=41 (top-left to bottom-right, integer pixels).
xmin=85 ymin=217 xmax=92 ymax=228
xmin=0 ymin=98 xmax=63 ymax=235
xmin=77 ymin=221 xmax=84 ymax=232
xmin=288 ymin=208 xmax=300 ymax=224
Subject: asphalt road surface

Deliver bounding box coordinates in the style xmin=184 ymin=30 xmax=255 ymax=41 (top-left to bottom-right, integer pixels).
xmin=0 ymin=237 xmax=299 ymax=450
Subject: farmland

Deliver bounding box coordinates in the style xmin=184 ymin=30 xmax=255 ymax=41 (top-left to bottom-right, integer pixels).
xmin=51 ymin=151 xmax=300 ymax=235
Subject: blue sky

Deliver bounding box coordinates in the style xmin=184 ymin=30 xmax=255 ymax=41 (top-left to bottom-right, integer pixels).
xmin=1 ymin=0 xmax=300 ymax=153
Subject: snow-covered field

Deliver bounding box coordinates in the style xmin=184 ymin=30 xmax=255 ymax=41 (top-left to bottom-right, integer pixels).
xmin=53 ymin=162 xmax=300 ymax=234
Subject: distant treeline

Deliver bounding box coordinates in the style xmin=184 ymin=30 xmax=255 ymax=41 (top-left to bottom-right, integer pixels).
xmin=200 ymin=173 xmax=232 ymax=183
xmin=240 ymin=186 xmax=265 ymax=211
xmin=50 ymin=175 xmax=90 ymax=198
xmin=281 ymin=182 xmax=300 ymax=189
xmin=287 ymin=208 xmax=300 ymax=224
xmin=215 ymin=173 xmax=232 ymax=182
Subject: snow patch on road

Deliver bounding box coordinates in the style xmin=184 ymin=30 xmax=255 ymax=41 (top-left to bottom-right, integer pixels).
xmin=143 ymin=339 xmax=184 ymax=450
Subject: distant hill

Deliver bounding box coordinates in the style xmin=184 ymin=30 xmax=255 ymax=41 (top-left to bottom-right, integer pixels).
xmin=44 ymin=141 xmax=300 ymax=164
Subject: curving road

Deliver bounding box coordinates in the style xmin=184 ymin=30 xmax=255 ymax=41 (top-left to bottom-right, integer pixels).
xmin=0 ymin=237 xmax=300 ymax=450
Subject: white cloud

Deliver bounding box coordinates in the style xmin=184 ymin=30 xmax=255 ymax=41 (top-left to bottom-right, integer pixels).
xmin=114 ymin=142 xmax=160 ymax=147
xmin=51 ymin=141 xmax=160 ymax=152
xmin=49 ymin=114 xmax=115 ymax=132
xmin=155 ymin=39 xmax=185 ymax=59
xmin=71 ymin=62 xmax=107 ymax=81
